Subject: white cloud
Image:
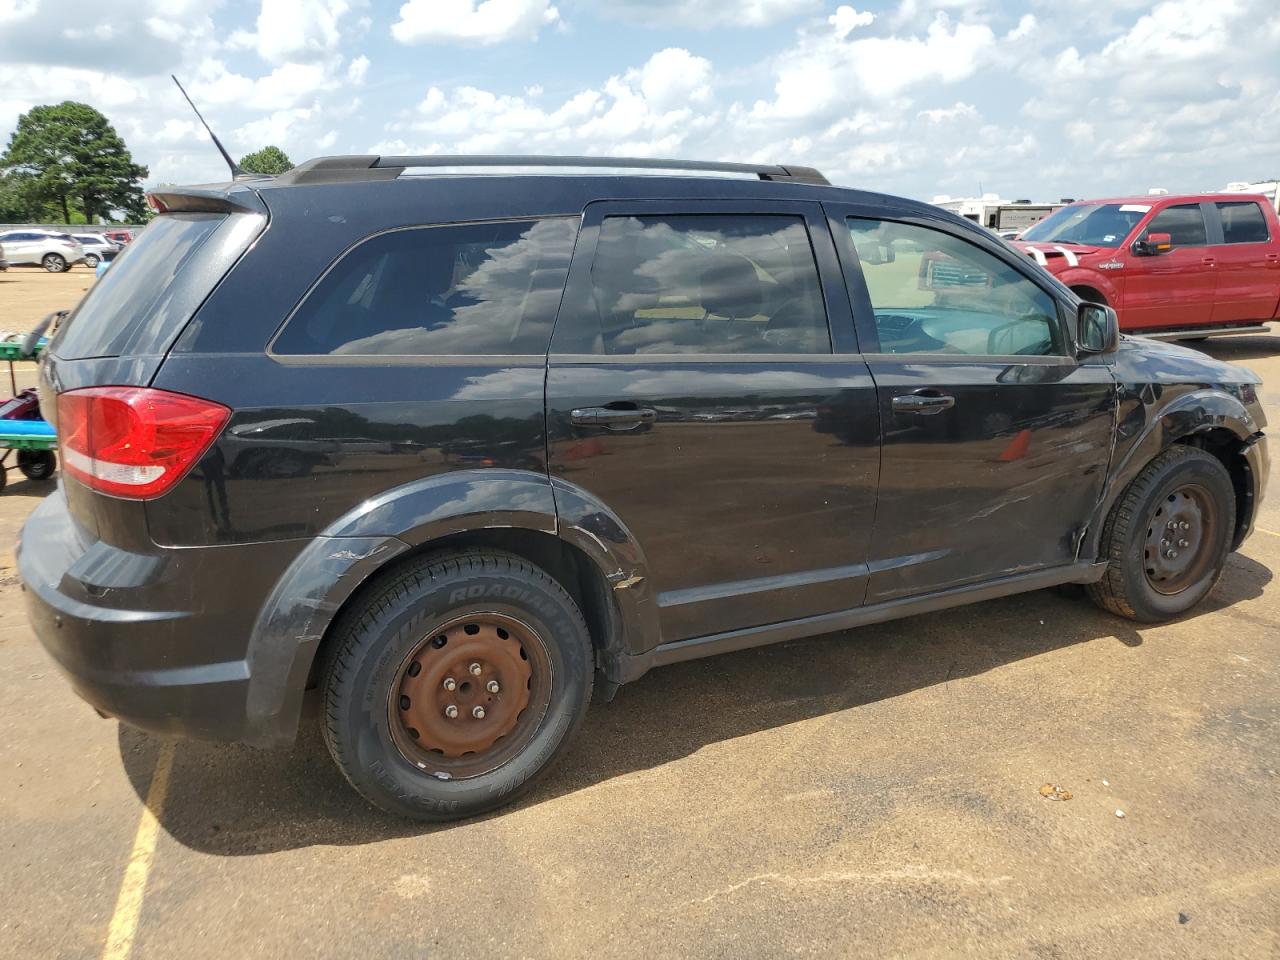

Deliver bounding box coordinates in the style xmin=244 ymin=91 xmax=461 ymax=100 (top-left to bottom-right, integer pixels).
xmin=239 ymin=0 xmax=351 ymax=64
xmin=636 ymin=48 xmax=713 ymax=112
xmin=829 ymin=5 xmax=874 ymax=40
xmin=750 ymin=12 xmax=996 ymax=121
xmin=582 ymin=0 xmax=818 ymax=28
xmin=346 ymin=55 xmax=369 ymax=85
xmin=391 ymin=0 xmax=560 ymax=46
xmin=918 ymin=101 xmax=978 ymax=123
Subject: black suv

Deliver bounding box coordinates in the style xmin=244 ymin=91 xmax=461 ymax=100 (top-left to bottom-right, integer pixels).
xmin=19 ymin=155 xmax=1270 ymax=820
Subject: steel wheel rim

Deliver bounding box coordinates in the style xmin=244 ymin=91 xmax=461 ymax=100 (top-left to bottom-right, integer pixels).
xmin=1143 ymin=482 xmax=1220 ymax=595
xmin=388 ymin=611 xmax=553 ymax=780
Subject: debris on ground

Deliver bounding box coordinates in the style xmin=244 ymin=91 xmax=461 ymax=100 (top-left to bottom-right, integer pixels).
xmin=1039 ymin=783 xmax=1073 ymax=801
xmin=1115 ymin=809 xmax=1126 ymax=818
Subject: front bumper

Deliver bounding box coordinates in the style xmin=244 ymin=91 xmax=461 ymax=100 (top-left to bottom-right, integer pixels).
xmin=1238 ymin=432 xmax=1270 ymax=547
xmin=18 ymin=488 xmax=305 ymax=742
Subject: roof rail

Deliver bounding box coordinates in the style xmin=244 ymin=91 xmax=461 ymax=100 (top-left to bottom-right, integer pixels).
xmin=275 ymin=154 xmax=830 ymax=187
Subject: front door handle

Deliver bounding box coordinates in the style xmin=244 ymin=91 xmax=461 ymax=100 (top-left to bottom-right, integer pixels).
xmin=891 ymin=390 xmax=956 ymax=415
xmin=570 ymin=405 xmax=657 ymax=430
xmin=1201 ymin=256 xmax=1216 ymax=267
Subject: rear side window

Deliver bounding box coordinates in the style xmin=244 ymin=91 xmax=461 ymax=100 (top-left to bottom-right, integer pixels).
xmin=1216 ymin=202 xmax=1270 ymax=244
xmin=52 ymin=213 xmax=233 ymax=360
xmin=272 ymin=218 xmax=577 ymax=356
xmin=1143 ymin=204 xmax=1207 ymax=246
xmin=583 ymin=215 xmax=830 ymax=355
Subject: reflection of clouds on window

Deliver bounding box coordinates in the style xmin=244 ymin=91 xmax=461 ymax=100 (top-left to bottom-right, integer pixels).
xmin=279 ymin=218 xmax=577 ymax=357
xmin=588 ymin=215 xmax=830 ymax=356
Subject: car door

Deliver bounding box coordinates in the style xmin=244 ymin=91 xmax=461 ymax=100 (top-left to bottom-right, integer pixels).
xmin=1209 ymin=200 xmax=1280 ymax=324
xmin=0 ymin=232 xmax=34 ymax=264
xmin=545 ymin=199 xmax=881 ymax=642
xmin=823 ymin=204 xmax=1117 ymax=603
xmin=1122 ymin=202 xmax=1217 ymax=330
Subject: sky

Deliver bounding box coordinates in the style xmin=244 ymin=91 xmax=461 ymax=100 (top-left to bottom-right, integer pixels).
xmin=0 ymin=0 xmax=1277 ymax=203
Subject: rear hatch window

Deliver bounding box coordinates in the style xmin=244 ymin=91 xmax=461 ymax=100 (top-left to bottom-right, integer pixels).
xmin=50 ymin=211 xmax=261 ymax=360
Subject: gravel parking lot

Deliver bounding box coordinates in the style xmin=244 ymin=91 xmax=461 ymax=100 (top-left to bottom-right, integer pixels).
xmin=1 ymin=268 xmax=1277 ymax=958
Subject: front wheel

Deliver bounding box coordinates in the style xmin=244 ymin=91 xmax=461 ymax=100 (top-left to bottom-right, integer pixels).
xmin=1088 ymin=445 xmax=1235 ymax=621
xmin=321 ymin=550 xmax=593 ymax=820
xmin=42 ymin=253 xmax=67 ymax=273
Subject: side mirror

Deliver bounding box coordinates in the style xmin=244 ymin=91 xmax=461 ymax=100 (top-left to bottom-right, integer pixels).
xmin=855 ymin=241 xmax=895 ymax=266
xmin=1077 ymin=302 xmax=1119 ymax=355
xmin=1133 ymin=231 xmax=1172 ymax=256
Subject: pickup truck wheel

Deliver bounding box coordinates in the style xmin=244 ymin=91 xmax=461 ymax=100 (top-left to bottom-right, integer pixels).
xmin=1087 ymin=446 xmax=1234 ymax=622
xmin=320 ymin=550 xmax=593 ymax=821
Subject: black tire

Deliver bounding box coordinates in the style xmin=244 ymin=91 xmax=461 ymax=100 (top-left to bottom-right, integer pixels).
xmin=1088 ymin=446 xmax=1235 ymax=622
xmin=84 ymin=253 xmax=100 ymax=268
xmin=321 ymin=549 xmax=593 ymax=820
xmin=17 ymin=449 xmax=56 ymax=481
xmin=42 ymin=253 xmax=67 ymax=273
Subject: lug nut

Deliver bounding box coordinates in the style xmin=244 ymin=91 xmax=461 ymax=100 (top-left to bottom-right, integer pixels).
xmin=444 ymin=704 xmax=458 ymax=719
xmin=1167 ymin=520 xmax=1177 ymax=529
xmin=1180 ymin=521 xmax=1189 ymax=530
xmin=442 ymin=677 xmax=457 ymax=691
xmin=1166 ymin=550 xmax=1178 ymax=559
xmin=486 ymin=680 xmax=500 ymax=694
xmin=469 ymin=662 xmax=483 ymax=676
xmin=1161 ymin=538 xmax=1170 ymax=547
xmin=472 ymin=706 xmax=486 ymax=719
xmin=1178 ymin=539 xmax=1189 ymax=548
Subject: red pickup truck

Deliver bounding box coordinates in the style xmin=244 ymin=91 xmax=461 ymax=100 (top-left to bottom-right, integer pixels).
xmin=1014 ymin=193 xmax=1280 ymax=339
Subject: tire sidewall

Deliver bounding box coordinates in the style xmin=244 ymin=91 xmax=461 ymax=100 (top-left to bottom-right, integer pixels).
xmin=42 ymin=254 xmax=66 ymax=273
xmin=333 ymin=563 xmax=592 ymax=820
xmin=1120 ymin=453 xmax=1234 ymax=619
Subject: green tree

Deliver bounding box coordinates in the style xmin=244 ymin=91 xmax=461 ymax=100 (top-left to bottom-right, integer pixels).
xmin=239 ymin=145 xmax=293 ymax=175
xmin=0 ymin=170 xmax=47 ymax=222
xmin=0 ymin=102 xmax=148 ymax=223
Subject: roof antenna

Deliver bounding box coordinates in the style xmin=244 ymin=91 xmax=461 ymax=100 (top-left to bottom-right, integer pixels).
xmin=171 ymin=74 xmax=246 ymax=179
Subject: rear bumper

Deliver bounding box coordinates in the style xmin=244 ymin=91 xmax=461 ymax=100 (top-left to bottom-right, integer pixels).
xmin=18 ymin=488 xmax=306 ymax=742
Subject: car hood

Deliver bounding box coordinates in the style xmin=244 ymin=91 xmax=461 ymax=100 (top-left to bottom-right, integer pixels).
xmin=1012 ymin=240 xmax=1106 ymax=269
xmin=1117 ymin=334 xmax=1261 ymax=385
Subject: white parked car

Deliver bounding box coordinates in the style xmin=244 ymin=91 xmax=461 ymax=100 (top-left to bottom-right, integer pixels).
xmin=0 ymin=230 xmax=85 ymax=272
xmin=71 ymin=233 xmax=122 ymax=268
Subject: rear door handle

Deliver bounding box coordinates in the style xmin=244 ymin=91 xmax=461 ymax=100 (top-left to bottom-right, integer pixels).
xmin=570 ymin=405 xmax=657 ymax=429
xmin=1201 ymin=257 xmax=1216 ymax=266
xmin=891 ymin=390 xmax=956 ymax=415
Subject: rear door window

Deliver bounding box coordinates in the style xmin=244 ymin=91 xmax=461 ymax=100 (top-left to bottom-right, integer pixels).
xmin=1143 ymin=204 xmax=1208 ymax=246
xmin=1216 ymin=201 xmax=1270 ymax=244
xmin=581 ymin=214 xmax=830 ymax=355
xmin=272 ymin=218 xmax=577 ymax=357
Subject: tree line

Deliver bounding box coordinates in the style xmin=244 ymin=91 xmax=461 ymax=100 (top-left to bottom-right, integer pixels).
xmin=1 ymin=100 xmax=294 ymax=225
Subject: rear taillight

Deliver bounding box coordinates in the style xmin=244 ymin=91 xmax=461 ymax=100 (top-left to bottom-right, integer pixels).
xmin=57 ymin=387 xmax=230 ymax=499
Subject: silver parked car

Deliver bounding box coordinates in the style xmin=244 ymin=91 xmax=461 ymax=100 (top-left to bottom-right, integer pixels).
xmin=0 ymin=230 xmax=85 ymax=272
xmin=71 ymin=233 xmax=122 ymax=268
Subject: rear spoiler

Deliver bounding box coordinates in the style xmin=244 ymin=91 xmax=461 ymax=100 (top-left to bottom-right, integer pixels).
xmin=146 ymin=186 xmax=265 ymax=216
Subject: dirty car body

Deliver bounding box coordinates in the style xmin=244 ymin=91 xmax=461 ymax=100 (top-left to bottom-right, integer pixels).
xmin=18 ymin=156 xmax=1270 ymax=819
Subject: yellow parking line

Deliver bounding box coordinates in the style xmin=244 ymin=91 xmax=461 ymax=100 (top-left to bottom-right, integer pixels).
xmin=102 ymin=740 xmax=175 ymax=960
xmin=1258 ymin=526 xmax=1280 ymax=538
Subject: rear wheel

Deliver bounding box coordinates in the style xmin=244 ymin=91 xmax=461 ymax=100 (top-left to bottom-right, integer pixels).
xmin=42 ymin=253 xmax=67 ymax=273
xmin=17 ymin=449 xmax=55 ymax=481
xmin=321 ymin=550 xmax=593 ymax=820
xmin=1088 ymin=446 xmax=1234 ymax=621
xmin=84 ymin=253 xmax=100 ymax=268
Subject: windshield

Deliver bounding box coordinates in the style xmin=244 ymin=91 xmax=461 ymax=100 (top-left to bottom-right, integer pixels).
xmin=1020 ymin=203 xmax=1149 ymax=247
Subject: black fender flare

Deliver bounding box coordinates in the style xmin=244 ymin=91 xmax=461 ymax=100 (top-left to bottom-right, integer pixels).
xmin=241 ymin=469 xmax=657 ymax=745
xmin=1081 ymin=388 xmax=1259 ymax=559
